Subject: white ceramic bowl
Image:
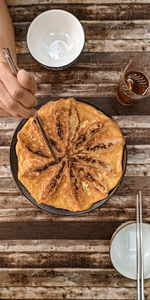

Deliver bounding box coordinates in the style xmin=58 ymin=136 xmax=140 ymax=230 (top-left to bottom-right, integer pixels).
xmin=27 ymin=9 xmax=85 ymax=70
xmin=110 ymin=222 xmax=150 ymax=280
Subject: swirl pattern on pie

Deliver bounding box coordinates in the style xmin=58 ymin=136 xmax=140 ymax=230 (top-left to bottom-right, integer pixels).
xmin=16 ymin=98 xmax=125 ymax=211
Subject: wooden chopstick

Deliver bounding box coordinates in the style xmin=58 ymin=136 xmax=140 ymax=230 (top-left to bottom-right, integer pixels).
xmin=136 ymin=191 xmax=144 ymax=300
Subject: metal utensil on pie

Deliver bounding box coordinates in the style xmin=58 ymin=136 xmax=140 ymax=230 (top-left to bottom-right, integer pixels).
xmin=2 ymin=48 xmax=57 ymax=161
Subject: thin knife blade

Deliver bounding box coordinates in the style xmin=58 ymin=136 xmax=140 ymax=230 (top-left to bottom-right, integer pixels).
xmin=35 ymin=116 xmax=57 ymax=161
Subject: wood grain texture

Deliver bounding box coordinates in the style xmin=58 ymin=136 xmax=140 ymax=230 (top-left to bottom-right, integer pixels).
xmin=0 ymin=268 xmax=137 ymax=287
xmin=8 ymin=3 xmax=150 ymax=22
xmin=15 ymin=40 xmax=150 ymax=54
xmin=14 ymin=21 xmax=150 ymax=42
xmin=1 ymin=143 xmax=150 ymax=165
xmin=1 ymin=127 xmax=150 ymax=146
xmin=0 ymin=221 xmax=121 ymax=240
xmin=0 ymin=207 xmax=140 ymax=222
xmin=1 ymin=176 xmax=150 ymax=194
xmin=7 ymin=1 xmax=150 ymax=5
xmin=1 ymin=163 xmax=150 ymax=178
xmin=0 ymin=194 xmax=150 ymax=210
xmin=1 ymin=1 xmax=150 ymax=299
xmin=17 ymin=52 xmax=150 ymax=72
xmin=0 ymin=286 xmax=141 ymax=300
xmin=2 ymin=115 xmax=150 ymax=130
xmin=0 ymin=240 xmax=109 ymax=252
xmin=0 ymin=252 xmax=113 ymax=268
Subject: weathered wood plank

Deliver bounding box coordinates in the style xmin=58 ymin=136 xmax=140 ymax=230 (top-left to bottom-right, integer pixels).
xmin=0 ymin=194 xmax=149 ymax=210
xmin=73 ymin=97 xmax=150 ymax=116
xmin=36 ymin=83 xmax=148 ymax=101
xmin=122 ymin=128 xmax=150 ymax=145
xmin=0 ymin=195 xmax=31 ymax=209
xmin=0 ymin=207 xmax=136 ymax=222
xmin=42 ymin=140 xmax=142 ymax=173
xmin=125 ymin=164 xmax=150 ymax=176
xmin=83 ymin=20 xmax=150 ymax=39
xmin=2 ymin=116 xmax=150 ymax=130
xmin=0 ymin=240 xmax=109 ymax=252
xmin=3 ymin=164 xmax=150 ymax=178
xmin=0 ymin=286 xmax=142 ymax=299
xmin=0 ymin=252 xmax=112 ymax=268
xmin=0 ymin=178 xmax=20 ymax=193
xmin=0 ymin=142 xmax=150 ymax=177
xmin=0 ymin=147 xmax=10 ymax=165
xmin=0 ymin=166 xmax=11 ymax=177
xmin=0 ymin=187 xmax=150 ymax=222
xmin=0 ymin=129 xmax=17 ymax=146
xmin=0 ymin=221 xmax=121 ymax=240
xmin=8 ymin=4 xmax=150 ymax=22
xmin=2 ymin=97 xmax=150 ymax=119
xmin=7 ymin=0 xmax=150 ymax=5
xmin=27 ymin=69 xmax=150 ymax=88
xmin=0 ymin=207 xmax=147 ymax=222
xmin=0 ymin=129 xmax=16 ymax=146
xmin=0 ymin=118 xmax=20 ymax=130
xmin=14 ymin=21 xmax=150 ymax=42
xmin=37 ymin=83 xmax=147 ymax=99
xmin=0 ymin=268 xmax=140 ymax=287
xmin=1 ymin=127 xmax=150 ymax=146
xmin=15 ymin=39 xmax=150 ymax=54
xmin=1 ymin=163 xmax=150 ymax=178
xmin=30 ymin=69 xmax=150 ymax=88
xmin=114 ymin=116 xmax=150 ymax=128
xmin=33 ymin=70 xmax=119 ymax=85
xmin=2 ymin=84 xmax=117 ymax=104
xmin=0 ymin=177 xmax=150 ymax=195
xmin=1 ymin=94 xmax=150 ymax=116
xmin=117 ymin=176 xmax=150 ymax=195
xmin=86 ymin=39 xmax=150 ymax=52
xmin=17 ymin=52 xmax=150 ymax=72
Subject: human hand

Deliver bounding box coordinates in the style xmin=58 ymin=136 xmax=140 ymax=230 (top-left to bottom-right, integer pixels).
xmin=0 ymin=62 xmax=38 ymax=117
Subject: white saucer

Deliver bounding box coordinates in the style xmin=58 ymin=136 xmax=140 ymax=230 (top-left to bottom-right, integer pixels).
xmin=110 ymin=222 xmax=150 ymax=280
xmin=27 ymin=9 xmax=85 ymax=69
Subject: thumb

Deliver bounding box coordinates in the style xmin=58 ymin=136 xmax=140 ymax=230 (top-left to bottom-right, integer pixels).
xmin=17 ymin=69 xmax=37 ymax=95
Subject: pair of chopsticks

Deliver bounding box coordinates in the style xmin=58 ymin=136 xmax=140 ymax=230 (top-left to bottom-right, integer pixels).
xmin=2 ymin=48 xmax=57 ymax=161
xmin=136 ymin=191 xmax=144 ymax=300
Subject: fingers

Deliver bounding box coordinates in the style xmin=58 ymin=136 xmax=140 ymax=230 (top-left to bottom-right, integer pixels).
xmin=0 ymin=81 xmax=36 ymax=118
xmin=17 ymin=69 xmax=37 ymax=95
xmin=0 ymin=62 xmax=38 ymax=109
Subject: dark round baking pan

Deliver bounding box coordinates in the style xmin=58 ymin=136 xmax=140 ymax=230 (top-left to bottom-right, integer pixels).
xmin=10 ymin=98 xmax=127 ymax=216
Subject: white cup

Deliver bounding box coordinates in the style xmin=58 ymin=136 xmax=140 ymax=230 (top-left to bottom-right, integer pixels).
xmin=27 ymin=9 xmax=85 ymax=70
xmin=110 ymin=222 xmax=150 ymax=279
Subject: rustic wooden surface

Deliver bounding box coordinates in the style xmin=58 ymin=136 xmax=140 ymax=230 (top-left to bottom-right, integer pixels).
xmin=0 ymin=0 xmax=150 ymax=299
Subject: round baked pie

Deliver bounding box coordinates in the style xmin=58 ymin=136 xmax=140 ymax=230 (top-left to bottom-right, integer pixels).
xmin=16 ymin=98 xmax=125 ymax=211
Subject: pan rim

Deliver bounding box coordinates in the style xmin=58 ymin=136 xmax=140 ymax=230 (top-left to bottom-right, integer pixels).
xmin=10 ymin=97 xmax=127 ymax=216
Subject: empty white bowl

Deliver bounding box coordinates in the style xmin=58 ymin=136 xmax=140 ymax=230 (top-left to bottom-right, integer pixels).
xmin=110 ymin=222 xmax=150 ymax=280
xmin=27 ymin=9 xmax=85 ymax=70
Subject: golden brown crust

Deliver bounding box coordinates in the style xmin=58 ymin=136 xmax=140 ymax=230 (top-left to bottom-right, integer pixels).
xmin=16 ymin=98 xmax=125 ymax=211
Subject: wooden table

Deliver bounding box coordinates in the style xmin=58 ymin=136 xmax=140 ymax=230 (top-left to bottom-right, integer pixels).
xmin=0 ymin=0 xmax=150 ymax=299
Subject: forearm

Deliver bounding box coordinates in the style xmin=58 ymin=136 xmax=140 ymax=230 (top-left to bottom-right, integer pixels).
xmin=0 ymin=0 xmax=16 ymax=63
